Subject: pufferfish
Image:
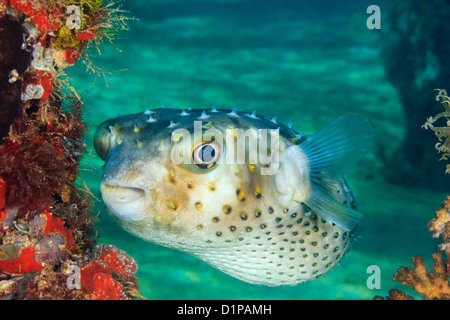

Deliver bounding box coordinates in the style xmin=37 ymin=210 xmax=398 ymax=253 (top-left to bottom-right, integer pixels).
xmin=94 ymin=107 xmax=373 ymax=286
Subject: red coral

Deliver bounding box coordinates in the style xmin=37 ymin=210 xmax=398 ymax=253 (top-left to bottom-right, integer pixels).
xmin=90 ymin=273 xmax=123 ymax=300
xmin=77 ymin=30 xmax=96 ymax=41
xmin=43 ymin=210 xmax=76 ymax=253
xmin=32 ymin=10 xmax=61 ymax=34
xmin=9 ymin=0 xmax=61 ymax=33
xmin=0 ymin=246 xmax=43 ymax=274
xmin=79 ymin=246 xmax=140 ymax=300
xmin=8 ymin=0 xmax=39 ymax=17
xmin=80 ymin=261 xmax=124 ymax=300
xmin=32 ymin=70 xmax=53 ymax=101
xmin=64 ymin=48 xmax=83 ymax=65
xmin=0 ymin=209 xmax=5 ymax=223
xmin=100 ymin=245 xmax=137 ymax=279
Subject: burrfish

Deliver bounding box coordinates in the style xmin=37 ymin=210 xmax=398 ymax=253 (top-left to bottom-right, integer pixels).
xmin=94 ymin=107 xmax=373 ymax=286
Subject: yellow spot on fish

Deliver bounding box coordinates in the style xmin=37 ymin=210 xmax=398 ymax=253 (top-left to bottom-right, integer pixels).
xmin=254 ymin=186 xmax=262 ymax=198
xmin=212 ymin=217 xmax=219 ymax=223
xmin=195 ymin=201 xmax=203 ymax=211
xmin=207 ymin=182 xmax=216 ymax=191
xmin=168 ymin=171 xmax=176 ymax=184
xmin=223 ymin=205 xmax=232 ymax=214
xmin=167 ymin=199 xmax=179 ymax=211
xmin=187 ymin=180 xmax=193 ymax=189
xmin=239 ymin=211 xmax=248 ymax=220
xmin=248 ymin=163 xmax=256 ymax=173
xmin=236 ymin=189 xmax=246 ymax=201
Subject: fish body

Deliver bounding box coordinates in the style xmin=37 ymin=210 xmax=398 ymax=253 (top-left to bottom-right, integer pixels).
xmin=94 ymin=108 xmax=372 ymax=286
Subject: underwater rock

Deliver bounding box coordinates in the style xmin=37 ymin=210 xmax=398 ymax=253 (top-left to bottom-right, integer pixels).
xmin=381 ymin=0 xmax=450 ymax=189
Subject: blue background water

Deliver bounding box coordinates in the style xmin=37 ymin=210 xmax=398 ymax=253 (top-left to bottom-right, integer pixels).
xmin=68 ymin=0 xmax=447 ymax=299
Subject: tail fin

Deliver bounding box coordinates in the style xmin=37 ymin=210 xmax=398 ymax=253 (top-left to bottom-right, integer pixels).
xmin=300 ymin=113 xmax=373 ymax=231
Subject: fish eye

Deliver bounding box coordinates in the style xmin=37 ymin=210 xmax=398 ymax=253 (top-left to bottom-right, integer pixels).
xmin=192 ymin=141 xmax=222 ymax=169
xmin=94 ymin=123 xmax=116 ymax=160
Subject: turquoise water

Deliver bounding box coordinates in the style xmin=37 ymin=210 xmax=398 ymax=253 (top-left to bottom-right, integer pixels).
xmin=69 ymin=0 xmax=447 ymax=299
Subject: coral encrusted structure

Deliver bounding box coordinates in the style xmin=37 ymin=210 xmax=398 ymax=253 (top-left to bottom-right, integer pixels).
xmin=0 ymin=0 xmax=141 ymax=299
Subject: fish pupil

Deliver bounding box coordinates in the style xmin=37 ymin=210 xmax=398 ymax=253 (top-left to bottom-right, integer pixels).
xmin=192 ymin=141 xmax=221 ymax=169
xmin=200 ymin=144 xmax=215 ymax=162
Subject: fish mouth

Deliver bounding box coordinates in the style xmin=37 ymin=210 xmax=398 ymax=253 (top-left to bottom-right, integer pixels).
xmin=105 ymin=185 xmax=146 ymax=202
xmin=100 ymin=183 xmax=149 ymax=222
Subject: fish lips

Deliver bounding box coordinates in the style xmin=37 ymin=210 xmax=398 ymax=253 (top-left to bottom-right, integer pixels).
xmin=100 ymin=183 xmax=150 ymax=222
